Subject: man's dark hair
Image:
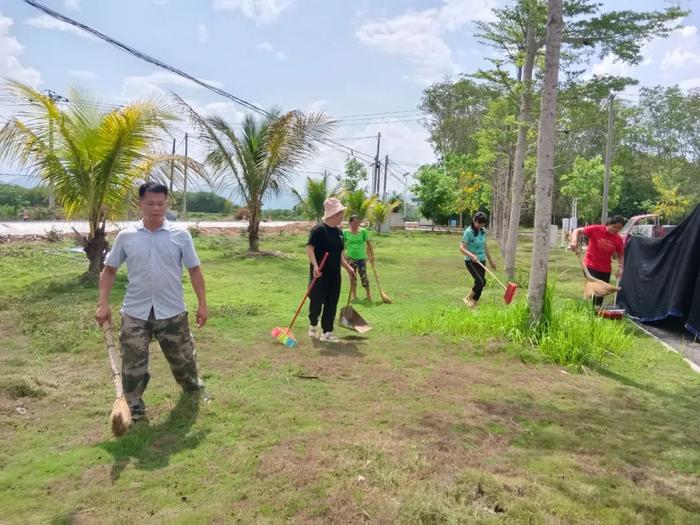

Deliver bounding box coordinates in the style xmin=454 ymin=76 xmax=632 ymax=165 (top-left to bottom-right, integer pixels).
xmin=349 ymin=214 xmax=360 ymax=222
xmin=139 ymin=182 xmax=168 ymax=199
xmin=606 ymin=215 xmax=625 ymax=226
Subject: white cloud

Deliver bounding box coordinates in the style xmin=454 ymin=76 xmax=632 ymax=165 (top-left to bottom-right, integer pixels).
xmin=197 ymin=24 xmax=209 ymax=44
xmin=25 ymin=14 xmax=96 ymax=40
xmin=212 ymin=0 xmax=292 ymax=24
xmin=355 ymin=0 xmax=497 ymax=85
xmin=257 ymin=41 xmax=287 ymax=61
xmin=120 ymin=71 xmax=225 ymax=101
xmin=68 ymin=69 xmax=97 ymax=79
xmin=65 ymin=0 xmax=80 ymax=10
xmin=588 ymin=54 xmax=632 ymax=77
xmin=0 ymin=12 xmax=42 ymax=88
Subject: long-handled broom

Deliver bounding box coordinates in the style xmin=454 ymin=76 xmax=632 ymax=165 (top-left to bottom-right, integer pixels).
xmin=101 ymin=322 xmax=131 ymax=437
xmin=574 ymin=251 xmax=620 ymax=299
xmin=271 ymin=252 xmax=329 ymax=348
xmin=369 ymin=259 xmax=392 ymax=304
xmin=474 ymin=260 xmax=518 ymax=304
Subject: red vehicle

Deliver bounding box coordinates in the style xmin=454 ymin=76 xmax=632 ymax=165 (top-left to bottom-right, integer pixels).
xmin=620 ymin=214 xmax=675 ymax=246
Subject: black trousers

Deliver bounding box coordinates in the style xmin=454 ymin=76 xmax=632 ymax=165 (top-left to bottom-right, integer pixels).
xmin=465 ymin=260 xmax=487 ymax=301
xmin=308 ymin=270 xmax=342 ymax=333
xmin=587 ymin=267 xmax=611 ymax=307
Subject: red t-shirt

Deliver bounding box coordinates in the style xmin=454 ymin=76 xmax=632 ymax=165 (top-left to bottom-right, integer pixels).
xmin=583 ymin=224 xmax=624 ymax=273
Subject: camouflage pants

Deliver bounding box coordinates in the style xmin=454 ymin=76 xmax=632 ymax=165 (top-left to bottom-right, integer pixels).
xmin=120 ymin=310 xmax=203 ymax=418
xmin=348 ymin=258 xmax=370 ymax=289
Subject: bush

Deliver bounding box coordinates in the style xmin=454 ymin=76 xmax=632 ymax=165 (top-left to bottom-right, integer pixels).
xmin=44 ymin=226 xmax=63 ymax=243
xmin=188 ymin=223 xmax=202 ymax=238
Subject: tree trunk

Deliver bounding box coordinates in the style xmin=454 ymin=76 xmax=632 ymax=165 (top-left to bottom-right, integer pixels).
xmin=248 ymin=203 xmax=260 ymax=252
xmin=528 ymin=0 xmax=563 ymax=320
xmin=504 ymin=17 xmax=537 ymax=281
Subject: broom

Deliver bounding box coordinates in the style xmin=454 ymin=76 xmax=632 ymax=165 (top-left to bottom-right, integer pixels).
xmin=574 ymin=252 xmax=620 ymax=299
xmin=473 ymin=260 xmax=518 ymax=305
xmin=271 ymin=252 xmax=329 ymax=348
xmin=369 ymin=259 xmax=392 ymax=304
xmin=101 ymin=322 xmax=131 ymax=437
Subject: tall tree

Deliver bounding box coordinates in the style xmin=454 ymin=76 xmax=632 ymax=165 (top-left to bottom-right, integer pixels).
xmin=560 ymin=156 xmax=622 ymax=223
xmin=528 ymin=0 xmax=563 ymax=319
xmin=412 ymin=164 xmax=456 ymax=227
xmin=341 ymin=189 xmax=376 ymax=221
xmin=0 ymin=82 xmax=197 ymax=278
xmin=338 ymin=157 xmax=369 ymax=192
xmin=177 ymin=96 xmax=335 ymax=252
xmin=477 ymin=0 xmax=685 ymax=279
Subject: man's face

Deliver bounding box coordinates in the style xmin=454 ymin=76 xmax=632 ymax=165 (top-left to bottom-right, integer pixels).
xmin=139 ymin=191 xmax=168 ymax=221
xmin=326 ymin=211 xmax=344 ymax=227
xmin=607 ymin=223 xmax=623 ymax=234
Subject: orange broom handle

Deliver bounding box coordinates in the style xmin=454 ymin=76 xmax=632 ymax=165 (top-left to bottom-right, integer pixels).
xmin=473 ymin=259 xmax=507 ymax=290
xmin=287 ymin=252 xmax=329 ymax=331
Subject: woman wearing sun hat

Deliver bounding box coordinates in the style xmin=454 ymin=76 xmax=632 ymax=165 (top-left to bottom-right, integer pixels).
xmin=305 ymin=197 xmax=356 ymax=342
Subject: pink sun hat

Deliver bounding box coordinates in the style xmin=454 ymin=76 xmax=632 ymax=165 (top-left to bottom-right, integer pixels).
xmin=323 ymin=197 xmax=346 ymax=220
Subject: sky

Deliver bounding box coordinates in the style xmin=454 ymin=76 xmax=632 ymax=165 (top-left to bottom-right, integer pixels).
xmin=0 ymin=0 xmax=698 ymax=208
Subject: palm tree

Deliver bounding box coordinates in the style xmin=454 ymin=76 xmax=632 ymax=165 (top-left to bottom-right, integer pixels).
xmin=342 ymin=189 xmax=376 ymax=221
xmin=370 ymin=200 xmax=401 ymax=234
xmin=177 ymin=96 xmax=335 ymax=252
xmin=0 ymin=81 xmax=199 ymax=278
xmin=292 ymin=173 xmax=338 ymax=222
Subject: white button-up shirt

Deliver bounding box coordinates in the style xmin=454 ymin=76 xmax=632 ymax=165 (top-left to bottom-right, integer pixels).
xmin=105 ymin=219 xmax=201 ymax=320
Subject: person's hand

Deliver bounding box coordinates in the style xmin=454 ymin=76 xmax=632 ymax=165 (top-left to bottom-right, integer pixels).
xmin=95 ymin=303 xmax=112 ymax=327
xmin=313 ymin=264 xmax=322 ymax=278
xmin=569 ymin=242 xmax=579 ymax=253
xmin=196 ymin=304 xmax=208 ymax=328
xmin=346 ymin=267 xmax=356 ymax=280
xmin=469 ymin=253 xmax=478 ymax=262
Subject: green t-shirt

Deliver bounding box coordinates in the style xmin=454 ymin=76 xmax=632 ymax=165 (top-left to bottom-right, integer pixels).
xmin=462 ymin=227 xmax=487 ymax=261
xmin=343 ymin=228 xmax=369 ymax=260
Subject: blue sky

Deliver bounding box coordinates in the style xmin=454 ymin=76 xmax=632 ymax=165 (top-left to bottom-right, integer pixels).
xmin=1 ymin=0 xmax=698 ymax=208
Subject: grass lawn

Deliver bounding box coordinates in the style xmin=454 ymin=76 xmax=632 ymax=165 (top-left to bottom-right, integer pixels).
xmin=1 ymin=230 xmax=699 ymax=524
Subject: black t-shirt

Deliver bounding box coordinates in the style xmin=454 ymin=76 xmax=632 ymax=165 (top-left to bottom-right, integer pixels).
xmin=307 ymin=222 xmax=344 ymax=277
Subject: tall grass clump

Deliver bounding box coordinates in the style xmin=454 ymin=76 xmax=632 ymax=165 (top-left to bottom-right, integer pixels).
xmin=408 ymin=279 xmax=633 ymax=370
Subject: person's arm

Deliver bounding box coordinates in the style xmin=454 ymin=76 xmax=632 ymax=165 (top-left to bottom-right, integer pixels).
xmin=95 ymin=265 xmax=118 ymax=326
xmin=306 ymin=244 xmax=322 ymax=277
xmin=366 ymin=240 xmax=375 ymax=263
xmin=460 ymin=240 xmax=478 ymax=261
xmin=187 ymin=266 xmax=208 ymax=328
xmin=569 ymin=227 xmax=584 ymax=252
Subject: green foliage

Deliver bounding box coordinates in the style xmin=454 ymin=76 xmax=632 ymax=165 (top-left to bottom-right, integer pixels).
xmin=341 ymin=189 xmax=376 ymax=221
xmin=292 ymin=173 xmax=337 ymax=222
xmin=339 ymin=157 xmax=368 ymax=192
xmin=412 ymin=165 xmax=455 ymax=224
xmin=560 ymin=156 xmax=622 ymax=223
xmin=172 ymin=191 xmax=234 ymax=214
xmin=651 ymin=173 xmax=692 ymax=224
xmin=369 ymin=199 xmax=400 ymax=234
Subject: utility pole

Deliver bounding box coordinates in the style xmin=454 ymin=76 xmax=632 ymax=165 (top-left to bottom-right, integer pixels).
xmin=373 ymin=132 xmax=381 ymax=196
xmin=182 ymin=133 xmax=188 ymax=219
xmin=602 ymin=94 xmax=614 ymax=223
xmin=383 ymin=155 xmax=389 ymax=200
xmin=403 ymin=173 xmax=409 ymax=220
xmin=169 ymin=137 xmax=176 ymax=194
xmin=43 ymin=90 xmax=68 ymax=214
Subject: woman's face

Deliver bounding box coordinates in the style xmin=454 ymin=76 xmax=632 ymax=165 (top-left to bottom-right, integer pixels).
xmin=475 ymin=221 xmax=486 ymax=230
xmin=350 ymin=218 xmax=360 ymax=230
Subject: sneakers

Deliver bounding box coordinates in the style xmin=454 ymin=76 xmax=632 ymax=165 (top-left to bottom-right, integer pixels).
xmin=319 ymin=332 xmax=340 ymax=343
xmin=308 ymin=324 xmax=319 ymax=339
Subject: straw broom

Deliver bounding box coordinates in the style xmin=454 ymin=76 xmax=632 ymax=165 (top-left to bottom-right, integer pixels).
xmin=101 ymin=323 xmax=131 ymax=437
xmin=575 ymin=252 xmax=620 ymax=299
xmin=369 ymin=259 xmax=392 ymax=304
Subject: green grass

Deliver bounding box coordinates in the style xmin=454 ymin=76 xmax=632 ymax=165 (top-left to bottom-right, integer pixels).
xmin=1 ymin=231 xmax=700 ymax=524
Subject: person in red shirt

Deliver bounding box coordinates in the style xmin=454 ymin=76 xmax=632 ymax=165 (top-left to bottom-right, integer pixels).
xmin=569 ymin=215 xmax=625 ymax=306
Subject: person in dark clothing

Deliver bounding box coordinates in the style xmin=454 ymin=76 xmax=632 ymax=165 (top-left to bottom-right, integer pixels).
xmin=459 ymin=212 xmax=497 ymax=308
xmin=306 ymin=198 xmax=356 ymax=342
xmin=569 ymin=215 xmax=625 ymax=307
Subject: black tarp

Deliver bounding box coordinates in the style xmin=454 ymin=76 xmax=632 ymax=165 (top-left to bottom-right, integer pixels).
xmin=618 ymin=204 xmax=700 ymax=337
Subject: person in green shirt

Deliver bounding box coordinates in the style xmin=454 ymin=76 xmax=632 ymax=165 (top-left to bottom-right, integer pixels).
xmin=343 ymin=215 xmax=375 ymax=301
xmin=459 ymin=211 xmax=497 ymax=308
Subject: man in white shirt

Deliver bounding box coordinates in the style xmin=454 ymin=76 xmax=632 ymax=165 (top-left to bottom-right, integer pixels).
xmin=95 ymin=182 xmax=208 ymax=422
